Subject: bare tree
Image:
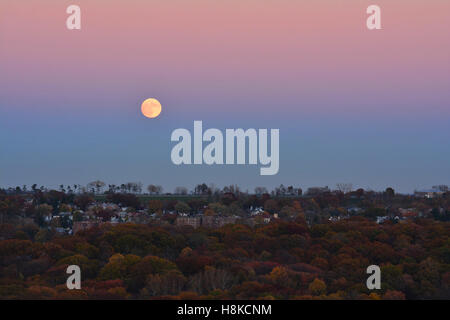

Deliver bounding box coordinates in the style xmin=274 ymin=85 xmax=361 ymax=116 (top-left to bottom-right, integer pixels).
xmin=174 ymin=186 xmax=188 ymax=195
xmin=148 ymin=184 xmax=163 ymax=195
xmin=336 ymin=183 xmax=353 ymax=194
xmin=274 ymin=184 xmax=287 ymax=196
xmin=208 ymin=183 xmax=219 ymax=195
xmin=223 ymin=184 xmax=240 ymax=195
xmin=87 ymin=180 xmax=106 ymax=194
xmin=188 ymin=267 xmax=235 ymax=294
xmin=129 ymin=182 xmax=142 ymax=194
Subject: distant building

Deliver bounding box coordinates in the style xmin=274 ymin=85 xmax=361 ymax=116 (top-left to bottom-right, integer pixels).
xmin=347 ymin=207 xmax=363 ymax=214
xmin=306 ymin=186 xmax=330 ymax=196
xmin=329 ymin=215 xmax=350 ymax=223
xmin=73 ymin=220 xmax=123 ymax=233
xmin=433 ymin=185 xmax=448 ymax=192
xmin=127 ymin=212 xmax=150 ymax=224
xmin=54 ymin=227 xmax=71 ymax=234
xmin=73 ymin=221 xmax=101 ymax=234
xmin=250 ymin=206 xmax=264 ymax=216
xmin=175 ymin=216 xmax=201 ymax=228
xmin=176 ymin=215 xmax=238 ymax=229
xmin=398 ymin=208 xmax=418 ymax=219
xmin=376 ymin=216 xmax=389 ymax=224
xmin=414 ymin=186 xmax=447 ymax=199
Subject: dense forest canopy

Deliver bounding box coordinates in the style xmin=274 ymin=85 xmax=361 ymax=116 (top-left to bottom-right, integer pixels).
xmin=0 ymin=185 xmax=449 ymax=299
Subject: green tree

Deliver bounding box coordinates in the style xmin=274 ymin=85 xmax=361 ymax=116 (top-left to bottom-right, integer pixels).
xmin=175 ymin=201 xmax=191 ymax=214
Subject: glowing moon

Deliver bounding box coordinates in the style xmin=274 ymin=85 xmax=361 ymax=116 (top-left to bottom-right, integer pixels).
xmin=141 ymin=98 xmax=162 ymax=118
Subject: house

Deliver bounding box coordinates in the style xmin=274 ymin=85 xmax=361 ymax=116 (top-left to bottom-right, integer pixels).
xmin=73 ymin=221 xmax=101 ymax=234
xmin=414 ymin=186 xmax=447 ymax=198
xmin=175 ymin=215 xmax=239 ymax=229
xmin=399 ymin=208 xmax=418 ymax=219
xmin=127 ymin=212 xmax=150 ymax=224
xmin=58 ymin=212 xmax=73 ymax=221
xmin=347 ymin=207 xmax=363 ymax=215
xmin=55 ymin=227 xmax=71 ymax=234
xmin=118 ymin=211 xmax=128 ymax=220
xmin=260 ymin=212 xmax=271 ymax=224
xmin=328 ymin=215 xmax=350 ymax=222
xmin=111 ymin=216 xmax=120 ymax=223
xmin=250 ymin=206 xmax=264 ymax=216
xmin=175 ymin=216 xmax=201 ymax=228
xmin=73 ymin=220 xmax=119 ymax=233
xmin=376 ymin=216 xmax=389 ymax=224
xmin=306 ymin=186 xmax=330 ymax=196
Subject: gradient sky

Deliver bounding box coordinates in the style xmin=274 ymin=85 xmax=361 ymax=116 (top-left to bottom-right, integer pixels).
xmin=0 ymin=0 xmax=449 ymax=193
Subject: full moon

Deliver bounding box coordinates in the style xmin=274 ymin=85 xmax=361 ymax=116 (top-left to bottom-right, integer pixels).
xmin=141 ymin=98 xmax=162 ymax=118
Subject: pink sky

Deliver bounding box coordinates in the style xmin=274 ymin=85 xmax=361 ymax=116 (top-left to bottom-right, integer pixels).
xmin=0 ymin=0 xmax=449 ymax=192
xmin=1 ymin=0 xmax=449 ymax=117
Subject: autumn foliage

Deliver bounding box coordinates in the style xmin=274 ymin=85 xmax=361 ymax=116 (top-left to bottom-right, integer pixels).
xmin=0 ymin=217 xmax=449 ymax=300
